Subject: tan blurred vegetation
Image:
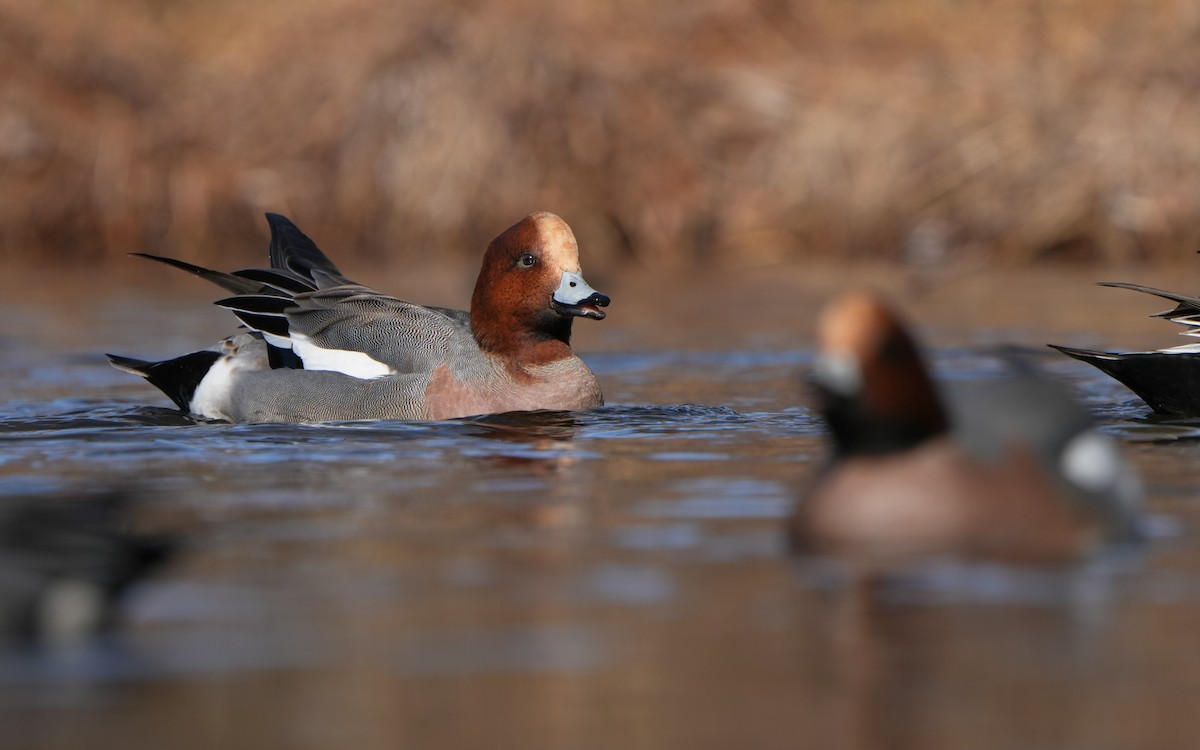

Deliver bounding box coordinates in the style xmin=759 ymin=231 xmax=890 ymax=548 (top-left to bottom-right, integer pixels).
xmin=3 ymin=0 xmax=1200 ymax=269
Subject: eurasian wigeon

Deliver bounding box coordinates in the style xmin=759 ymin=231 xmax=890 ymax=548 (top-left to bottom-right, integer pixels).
xmin=1051 ymin=281 xmax=1200 ymax=416
xmin=108 ymin=212 xmax=610 ymax=423
xmin=790 ymin=292 xmax=1140 ymax=565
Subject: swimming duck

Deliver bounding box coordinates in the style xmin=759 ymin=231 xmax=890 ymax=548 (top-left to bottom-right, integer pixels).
xmin=790 ymin=292 xmax=1140 ymax=565
xmin=1051 ymin=282 xmax=1200 ymax=416
xmin=108 ymin=212 xmax=610 ymax=423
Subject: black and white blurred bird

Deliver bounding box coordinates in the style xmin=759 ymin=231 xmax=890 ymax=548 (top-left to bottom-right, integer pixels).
xmin=0 ymin=490 xmax=175 ymax=646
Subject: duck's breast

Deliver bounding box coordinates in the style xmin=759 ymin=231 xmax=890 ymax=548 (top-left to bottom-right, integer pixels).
xmin=423 ymin=356 xmax=603 ymax=421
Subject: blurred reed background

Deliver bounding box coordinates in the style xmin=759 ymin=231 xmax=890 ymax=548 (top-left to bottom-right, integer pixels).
xmin=2 ymin=0 xmax=1199 ymax=270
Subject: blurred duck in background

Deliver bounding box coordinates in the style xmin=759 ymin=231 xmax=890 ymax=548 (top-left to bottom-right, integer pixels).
xmin=0 ymin=490 xmax=175 ymax=647
xmin=791 ymin=292 xmax=1141 ymax=566
xmin=1051 ymin=281 xmax=1200 ymax=417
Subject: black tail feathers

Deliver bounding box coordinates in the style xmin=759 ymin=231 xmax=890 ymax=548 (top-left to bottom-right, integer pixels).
xmin=106 ymin=351 xmax=221 ymax=411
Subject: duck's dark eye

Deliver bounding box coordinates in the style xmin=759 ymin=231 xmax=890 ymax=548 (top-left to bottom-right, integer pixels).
xmin=518 ymin=253 xmax=536 ymax=268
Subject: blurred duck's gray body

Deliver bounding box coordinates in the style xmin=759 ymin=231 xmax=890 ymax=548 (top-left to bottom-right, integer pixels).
xmin=108 ymin=212 xmax=610 ymax=423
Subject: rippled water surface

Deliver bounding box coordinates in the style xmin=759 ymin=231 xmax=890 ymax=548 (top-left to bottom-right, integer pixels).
xmin=3 ymin=265 xmax=1200 ymax=749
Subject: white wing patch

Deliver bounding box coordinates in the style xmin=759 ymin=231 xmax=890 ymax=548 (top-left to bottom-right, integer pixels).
xmin=1060 ymin=432 xmax=1121 ymax=492
xmin=291 ymin=333 xmax=394 ymax=379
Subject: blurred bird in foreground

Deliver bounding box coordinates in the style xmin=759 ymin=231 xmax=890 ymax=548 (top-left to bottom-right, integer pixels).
xmin=0 ymin=490 xmax=175 ymax=647
xmin=791 ymin=292 xmax=1141 ymax=566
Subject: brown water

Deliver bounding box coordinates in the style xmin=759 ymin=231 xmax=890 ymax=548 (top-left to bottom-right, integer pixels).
xmin=2 ymin=263 xmax=1199 ymax=749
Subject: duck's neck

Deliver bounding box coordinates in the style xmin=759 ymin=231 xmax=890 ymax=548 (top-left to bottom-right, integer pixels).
xmin=470 ymin=303 xmax=575 ymax=371
xmin=823 ymin=383 xmax=949 ymax=457
xmin=830 ymin=412 xmax=948 ymax=457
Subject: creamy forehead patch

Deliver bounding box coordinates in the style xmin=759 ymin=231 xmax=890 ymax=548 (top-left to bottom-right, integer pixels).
xmin=529 ymin=212 xmax=581 ymax=273
xmin=819 ymin=293 xmax=896 ymax=359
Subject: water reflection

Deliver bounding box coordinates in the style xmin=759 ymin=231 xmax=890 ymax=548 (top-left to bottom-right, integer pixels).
xmin=795 ymin=558 xmax=1175 ymax=750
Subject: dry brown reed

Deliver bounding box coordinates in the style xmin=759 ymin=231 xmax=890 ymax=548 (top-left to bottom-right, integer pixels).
xmin=3 ymin=0 xmax=1200 ymax=270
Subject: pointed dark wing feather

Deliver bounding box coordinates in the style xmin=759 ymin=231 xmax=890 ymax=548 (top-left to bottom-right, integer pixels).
xmin=1098 ymin=282 xmax=1200 ymax=318
xmin=132 ymin=254 xmax=271 ymax=296
xmin=224 ymin=310 xmax=290 ymax=338
xmin=214 ymin=295 xmax=296 ymax=338
xmin=215 ymin=294 xmax=297 ymax=315
xmin=265 ymin=213 xmax=353 ymax=286
xmin=230 ymin=268 xmax=316 ymax=294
